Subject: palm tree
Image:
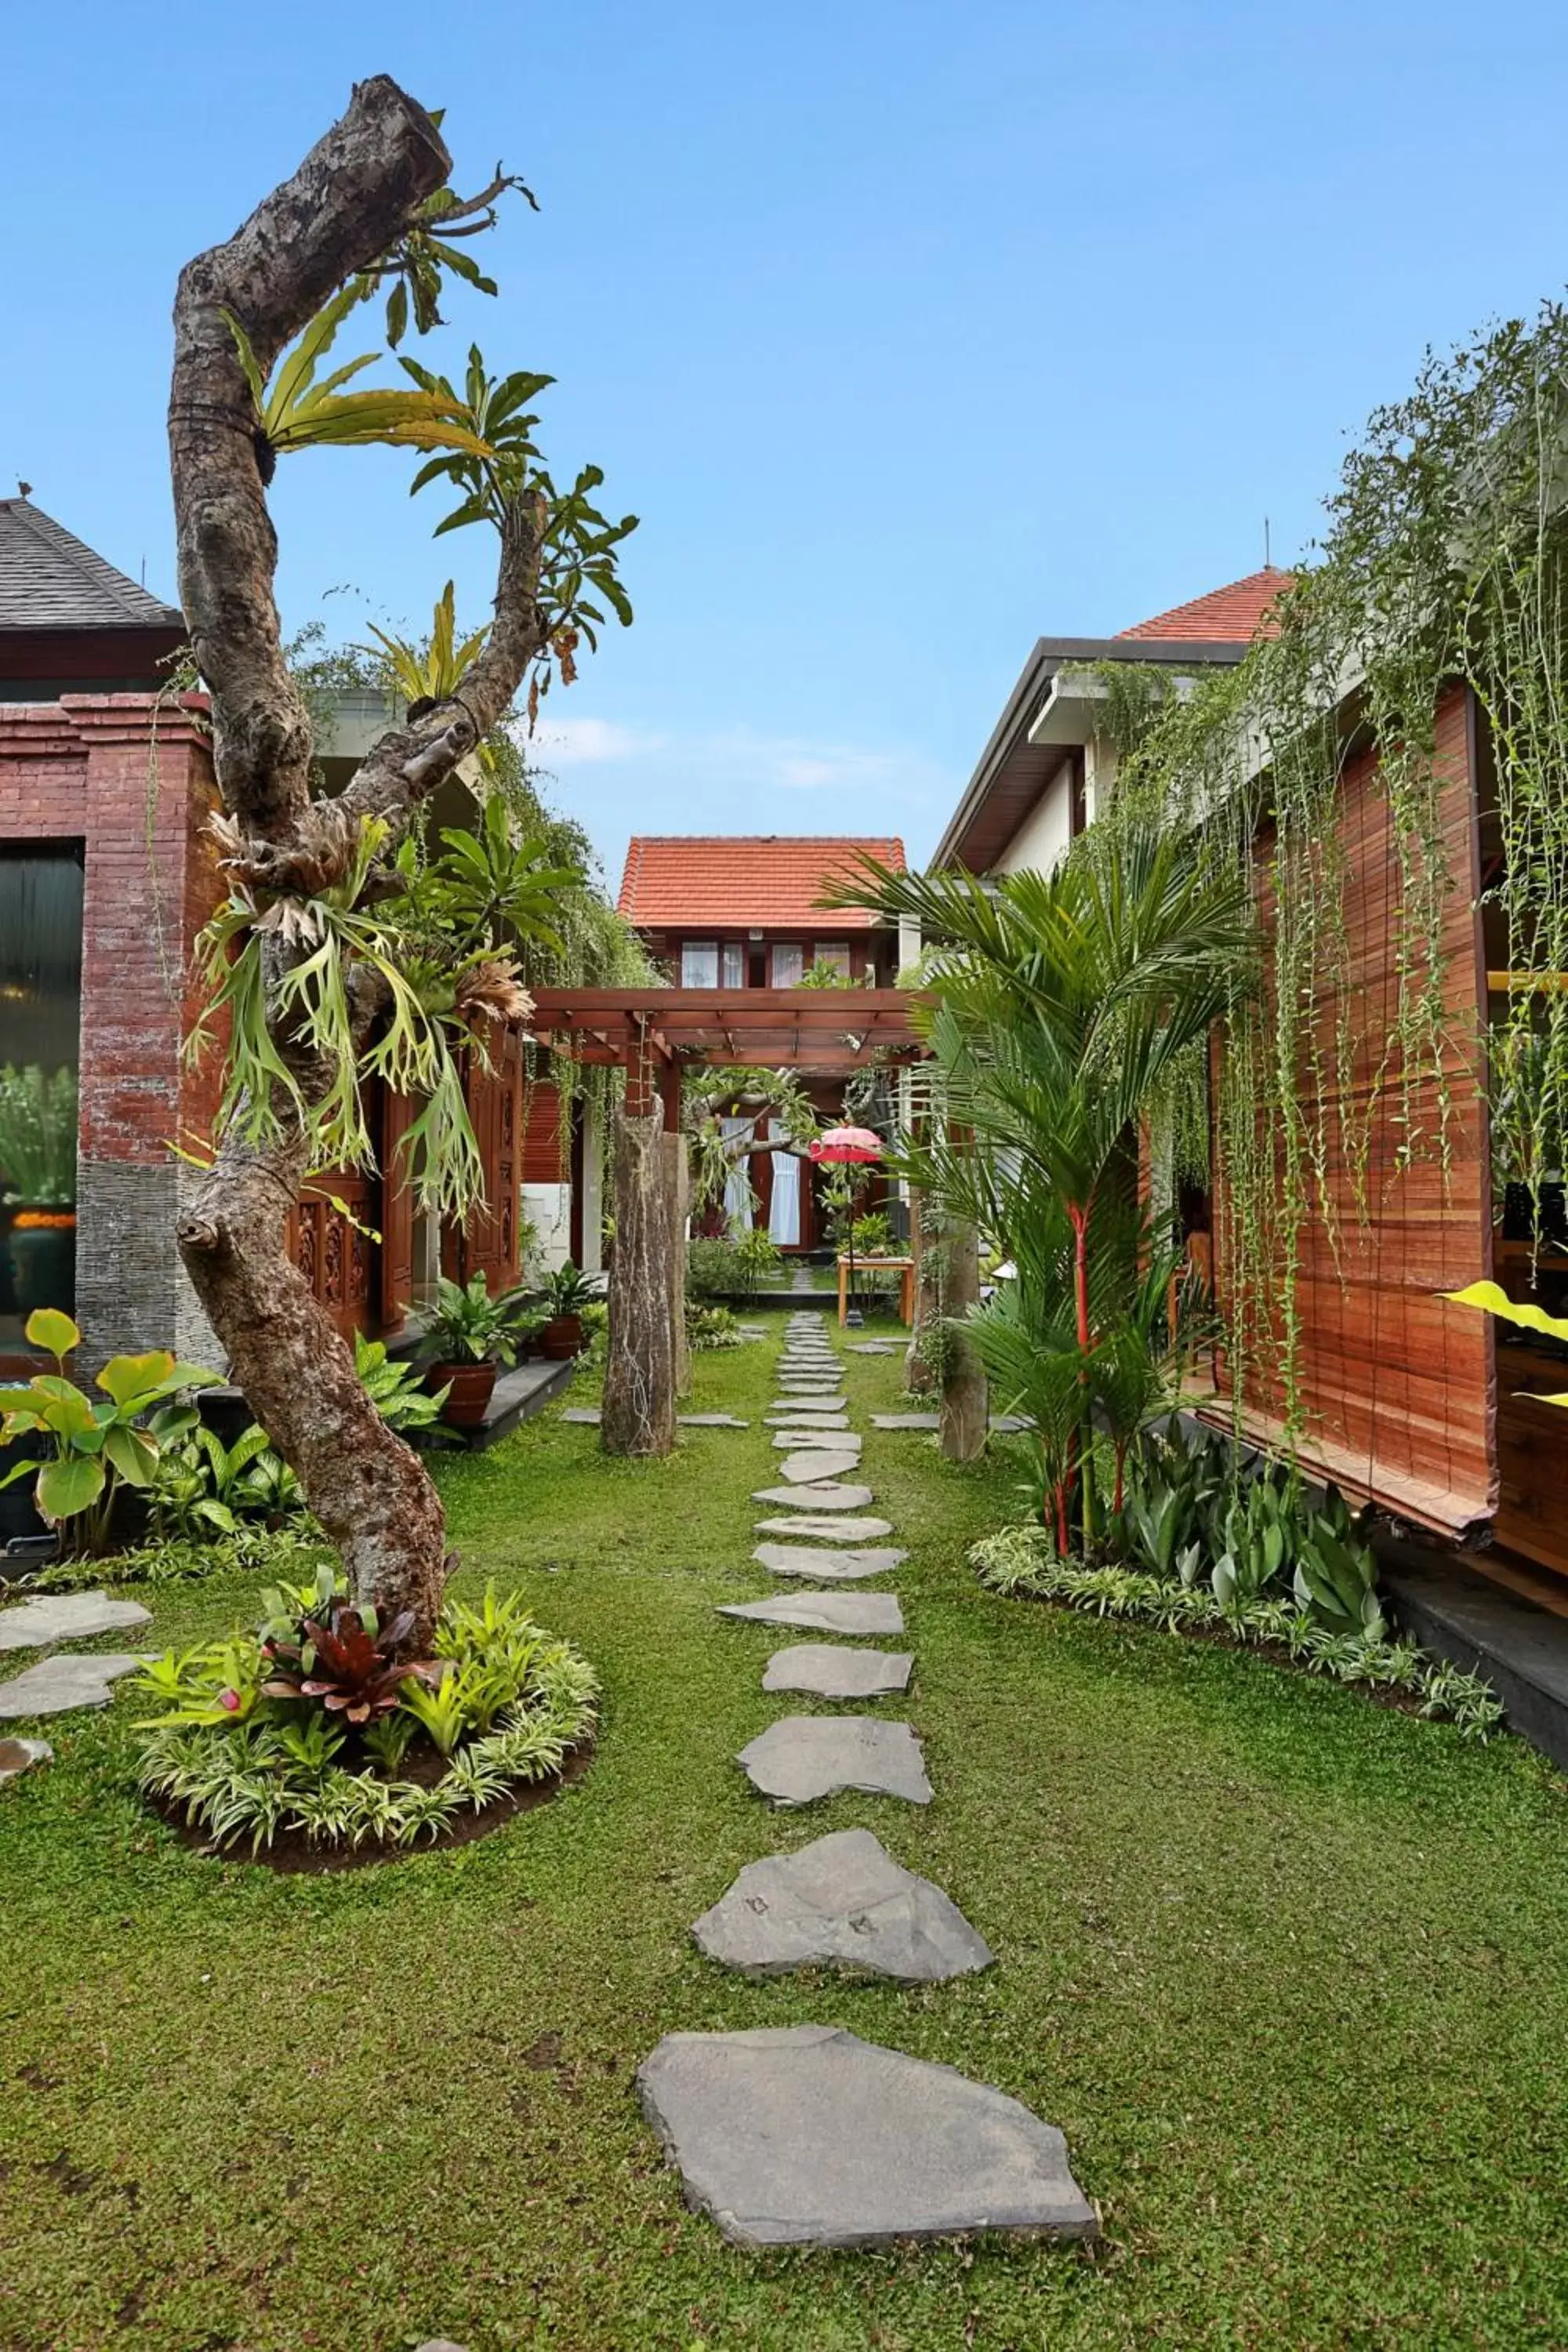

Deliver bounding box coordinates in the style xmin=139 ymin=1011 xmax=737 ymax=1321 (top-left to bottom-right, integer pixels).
xmin=833 ymin=814 xmax=1254 ymax=1546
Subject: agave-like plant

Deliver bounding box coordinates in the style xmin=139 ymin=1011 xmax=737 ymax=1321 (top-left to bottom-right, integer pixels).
xmin=223 ymin=282 xmax=498 ymax=481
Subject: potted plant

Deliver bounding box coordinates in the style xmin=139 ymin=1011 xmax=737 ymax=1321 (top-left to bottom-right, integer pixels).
xmin=0 ymin=1065 xmax=78 ymax=1318
xmin=420 ymin=1274 xmax=531 ymax=1427
xmin=540 ymin=1260 xmax=595 ymax=1359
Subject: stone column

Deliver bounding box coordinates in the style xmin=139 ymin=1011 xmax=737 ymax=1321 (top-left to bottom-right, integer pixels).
xmin=662 ymin=1130 xmax=691 ymax=1400
xmin=601 ymin=1104 xmax=677 ymax=1457
xmin=939 ymin=1215 xmax=987 ymax=1462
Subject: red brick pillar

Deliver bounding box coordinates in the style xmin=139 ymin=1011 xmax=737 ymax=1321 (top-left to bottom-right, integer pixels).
xmin=61 ymin=695 xmax=223 ymax=1365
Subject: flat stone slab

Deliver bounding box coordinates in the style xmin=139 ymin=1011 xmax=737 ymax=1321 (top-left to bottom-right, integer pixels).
xmin=847 ymin=1341 xmax=901 ymax=1354
xmin=637 ymin=2024 xmax=1092 ymax=2248
xmin=718 ymin=1591 xmax=906 ymax=1635
xmin=561 ymin=1407 xmax=601 ymax=1423
xmin=755 ymin=1515 xmax=895 ymax=1541
xmin=779 ymin=1452 xmax=862 ymax=1485
xmin=691 ymin=1828 xmax=991 ymax=1981
xmin=755 ymin=1543 xmax=906 ymax=1582
xmin=764 ymin=1410 xmax=848 ymax=1427
xmin=872 ymin=1412 xmax=940 ymax=1430
xmin=753 ymin=1482 xmax=875 ymax=1511
xmin=0 ymin=1736 xmax=53 ymax=1784
xmin=678 ymin=1414 xmax=750 ymax=1428
xmin=772 ymin=1428 xmax=861 ymax=1450
xmin=0 ymin=1653 xmax=144 ymax=1719
xmin=738 ymin=1715 xmax=932 ymax=1806
xmin=0 ymin=1591 xmax=152 ymax=1653
xmin=764 ymin=1643 xmax=913 ymax=1698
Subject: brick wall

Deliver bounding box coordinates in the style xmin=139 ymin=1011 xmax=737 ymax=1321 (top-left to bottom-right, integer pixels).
xmin=0 ymin=694 xmax=223 ymax=1364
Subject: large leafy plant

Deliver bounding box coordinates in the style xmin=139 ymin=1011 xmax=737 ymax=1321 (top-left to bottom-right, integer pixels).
xmin=0 ymin=1309 xmax=220 ymax=1555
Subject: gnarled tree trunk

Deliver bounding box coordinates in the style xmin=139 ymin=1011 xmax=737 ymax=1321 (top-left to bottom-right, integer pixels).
xmin=602 ymin=1109 xmax=677 ymax=1456
xmin=168 ymin=78 xmax=548 ymax=1643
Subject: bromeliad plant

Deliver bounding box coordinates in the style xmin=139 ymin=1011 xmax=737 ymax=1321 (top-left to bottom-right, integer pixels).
xmin=0 ymin=1309 xmax=221 ymax=1556
xmin=134 ymin=1570 xmax=598 ymax=1854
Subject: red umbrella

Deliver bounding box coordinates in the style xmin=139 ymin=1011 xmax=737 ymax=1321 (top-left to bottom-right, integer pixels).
xmin=810 ymin=1127 xmax=884 ymax=1317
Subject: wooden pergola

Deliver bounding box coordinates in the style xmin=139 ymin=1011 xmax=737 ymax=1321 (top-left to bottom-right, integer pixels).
xmin=528 ymin=985 xmax=927 ymax=1112
xmin=524 ymin=986 xmax=931 ymax=1459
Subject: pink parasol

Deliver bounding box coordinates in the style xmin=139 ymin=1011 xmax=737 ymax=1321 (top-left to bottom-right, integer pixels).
xmin=809 ymin=1126 xmax=884 ymax=1165
xmin=810 ymin=1127 xmax=884 ymax=1318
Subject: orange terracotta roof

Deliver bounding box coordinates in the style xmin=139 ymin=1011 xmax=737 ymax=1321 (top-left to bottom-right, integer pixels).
xmin=617 ymin=835 xmax=906 ymax=930
xmin=1116 ymin=567 xmax=1292 ymax=643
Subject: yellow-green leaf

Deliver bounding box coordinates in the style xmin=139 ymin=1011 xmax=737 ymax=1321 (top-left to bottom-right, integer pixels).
xmin=1442 ymin=1279 xmax=1568 ymax=1346
xmin=103 ymin=1425 xmax=158 ymax=1486
xmin=96 ymin=1351 xmax=177 ymax=1407
xmin=24 ymin=1307 xmax=80 ymax=1359
xmin=36 ymin=1453 xmax=105 ymax=1524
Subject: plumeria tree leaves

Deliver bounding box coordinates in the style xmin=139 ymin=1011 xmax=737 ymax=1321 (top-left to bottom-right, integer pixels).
xmin=1444 ymin=1279 xmax=1568 ymax=1405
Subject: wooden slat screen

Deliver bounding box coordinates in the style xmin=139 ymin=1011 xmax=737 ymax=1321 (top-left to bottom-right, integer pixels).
xmin=1210 ymin=686 xmax=1497 ymax=1535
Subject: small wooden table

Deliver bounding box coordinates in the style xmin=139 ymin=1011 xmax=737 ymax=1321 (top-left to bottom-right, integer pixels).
xmin=837 ymin=1254 xmax=916 ymax=1326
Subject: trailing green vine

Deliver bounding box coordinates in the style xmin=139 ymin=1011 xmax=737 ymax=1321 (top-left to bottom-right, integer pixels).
xmin=1095 ymin=300 xmax=1568 ymax=1426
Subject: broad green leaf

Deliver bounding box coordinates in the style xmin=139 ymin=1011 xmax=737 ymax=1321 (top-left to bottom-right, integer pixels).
xmin=24 ymin=1307 xmax=80 ymax=1359
xmin=35 ymin=1452 xmax=106 ymax=1524
xmin=102 ymin=1425 xmax=158 ymax=1486
xmin=27 ymin=1378 xmax=96 ymax=1438
xmin=96 ymin=1350 xmax=177 ymax=1406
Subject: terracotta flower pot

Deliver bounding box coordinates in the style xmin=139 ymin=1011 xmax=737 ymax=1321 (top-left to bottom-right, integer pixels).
xmin=540 ymin=1314 xmax=583 ymax=1360
xmin=430 ymin=1359 xmax=498 ymax=1428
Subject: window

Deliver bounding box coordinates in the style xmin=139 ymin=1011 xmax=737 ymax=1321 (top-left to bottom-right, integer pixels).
xmin=812 ymin=941 xmax=851 ymax=977
xmin=681 ymin=941 xmax=719 ymax=987
xmin=720 ymin=942 xmax=746 ymax=989
xmin=771 ymin=943 xmax=804 ymax=988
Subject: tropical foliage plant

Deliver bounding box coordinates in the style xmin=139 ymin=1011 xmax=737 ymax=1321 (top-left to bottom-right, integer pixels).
xmin=835 ymin=812 xmax=1255 ymax=1548
xmin=133 ymin=1573 xmax=597 ymax=1853
xmin=971 ymin=1525 xmax=1501 ymax=1739
xmin=0 ymin=1310 xmax=220 ymax=1555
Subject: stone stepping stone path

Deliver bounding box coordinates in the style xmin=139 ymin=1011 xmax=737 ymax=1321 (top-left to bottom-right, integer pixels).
xmin=763 ymin=1642 xmax=913 ymax=1698
xmin=753 ymin=1480 xmax=874 ymax=1511
xmin=869 ymin=1410 xmax=1030 ymax=1433
xmin=0 ymin=1590 xmax=151 ymax=1651
xmin=691 ymin=1828 xmax=992 ymax=1981
xmin=638 ymin=2026 xmax=1094 ymax=2248
xmin=753 ymin=1515 xmax=895 ymax=1541
xmin=738 ymin=1716 xmax=933 ymax=1806
xmin=754 ymin=1542 xmax=906 ymax=1581
xmin=0 ymin=1735 xmax=52 ymax=1784
xmin=644 ymin=1316 xmax=1096 ymax=2250
xmin=718 ymin=1591 xmax=906 ymax=1636
xmin=776 ymin=1451 xmax=862 ymax=1486
xmin=0 ymin=1653 xmax=145 ymax=1719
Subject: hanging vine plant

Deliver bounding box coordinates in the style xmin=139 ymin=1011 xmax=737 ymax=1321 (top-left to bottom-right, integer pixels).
xmin=1093 ymin=300 xmax=1568 ymax=1427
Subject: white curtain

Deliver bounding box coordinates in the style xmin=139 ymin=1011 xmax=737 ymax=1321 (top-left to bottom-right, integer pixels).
xmin=722 ymin=1116 xmax=753 ymax=1231
xmin=769 ymin=1147 xmax=801 ymax=1246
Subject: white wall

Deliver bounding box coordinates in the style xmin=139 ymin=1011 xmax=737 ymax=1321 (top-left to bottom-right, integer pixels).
xmin=523 ymin=1181 xmax=573 ymax=1275
xmin=996 ymin=766 xmax=1074 ymax=875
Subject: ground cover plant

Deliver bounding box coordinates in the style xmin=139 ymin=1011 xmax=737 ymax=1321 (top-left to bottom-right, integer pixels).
xmin=2 ymin=1325 xmax=1567 ymax=2348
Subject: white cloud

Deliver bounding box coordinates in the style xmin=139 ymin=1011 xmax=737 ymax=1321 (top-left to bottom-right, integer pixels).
xmin=529 ymin=715 xmax=662 ymax=766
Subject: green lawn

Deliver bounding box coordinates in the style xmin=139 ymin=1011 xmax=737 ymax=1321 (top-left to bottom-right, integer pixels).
xmin=3 ymin=1323 xmax=1568 ymax=2350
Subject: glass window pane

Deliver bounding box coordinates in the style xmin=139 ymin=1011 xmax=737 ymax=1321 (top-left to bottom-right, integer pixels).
xmin=771 ymin=943 xmax=804 ymax=989
xmin=681 ymin=941 xmax=719 ymax=987
xmin=0 ymin=850 xmax=82 ymax=1330
xmin=812 ymin=941 xmax=851 ymax=976
xmin=720 ymin=942 xmax=746 ymax=988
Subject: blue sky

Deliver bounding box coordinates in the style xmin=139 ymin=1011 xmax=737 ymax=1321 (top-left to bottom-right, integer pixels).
xmin=7 ymin=1 xmax=1568 ymax=887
